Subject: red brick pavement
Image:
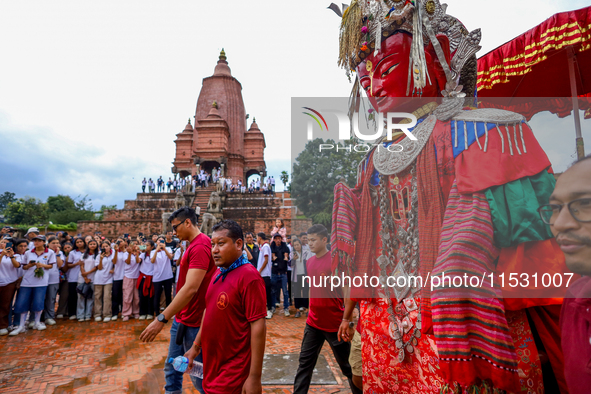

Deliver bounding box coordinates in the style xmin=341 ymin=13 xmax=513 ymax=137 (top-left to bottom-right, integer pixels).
xmin=0 ymin=308 xmax=352 ymax=394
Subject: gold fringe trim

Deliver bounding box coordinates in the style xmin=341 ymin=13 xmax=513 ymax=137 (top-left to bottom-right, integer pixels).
xmin=339 ymin=0 xmax=362 ymax=70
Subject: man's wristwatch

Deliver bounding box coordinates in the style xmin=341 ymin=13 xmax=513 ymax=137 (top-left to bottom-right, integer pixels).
xmin=348 ymin=321 xmax=355 ymax=329
xmin=157 ymin=314 xmax=168 ymax=324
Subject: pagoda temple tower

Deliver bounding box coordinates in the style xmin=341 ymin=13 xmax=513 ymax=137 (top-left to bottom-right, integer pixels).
xmin=171 ymin=49 xmax=266 ymax=183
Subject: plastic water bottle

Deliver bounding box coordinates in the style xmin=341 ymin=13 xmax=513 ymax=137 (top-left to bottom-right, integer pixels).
xmin=168 ymin=356 xmax=203 ymax=379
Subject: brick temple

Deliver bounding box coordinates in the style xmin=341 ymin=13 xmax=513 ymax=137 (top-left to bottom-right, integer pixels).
xmin=78 ymin=50 xmax=311 ymax=238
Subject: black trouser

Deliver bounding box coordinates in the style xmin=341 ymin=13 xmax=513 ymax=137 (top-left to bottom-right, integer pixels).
xmin=263 ymin=276 xmax=273 ymax=311
xmin=293 ymin=275 xmax=309 ymax=309
xmin=153 ymin=278 xmax=172 ymax=315
xmin=287 ymin=271 xmax=293 ymax=306
xmin=67 ymin=282 xmax=78 ymax=317
xmin=293 ymin=324 xmax=361 ymax=394
xmin=138 ymin=277 xmax=154 ymax=316
xmin=111 ymin=280 xmax=123 ymax=317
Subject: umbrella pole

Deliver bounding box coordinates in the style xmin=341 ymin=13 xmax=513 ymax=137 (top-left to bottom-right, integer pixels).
xmin=568 ymin=47 xmax=585 ymax=159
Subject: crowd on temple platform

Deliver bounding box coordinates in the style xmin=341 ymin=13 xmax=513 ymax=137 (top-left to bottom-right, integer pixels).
xmin=140 ymin=169 xmax=277 ymax=195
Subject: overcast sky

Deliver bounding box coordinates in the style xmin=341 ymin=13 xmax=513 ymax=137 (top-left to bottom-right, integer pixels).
xmin=0 ymin=0 xmax=589 ymax=209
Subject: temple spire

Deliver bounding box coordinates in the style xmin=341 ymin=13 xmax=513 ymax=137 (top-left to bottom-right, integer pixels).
xmin=219 ymin=48 xmax=226 ymax=61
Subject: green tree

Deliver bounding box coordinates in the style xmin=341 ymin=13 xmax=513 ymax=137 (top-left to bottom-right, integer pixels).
xmin=46 ymin=194 xmax=95 ymax=224
xmin=0 ymin=192 xmax=16 ymax=214
xmin=4 ymin=197 xmax=48 ymax=225
xmin=290 ymin=138 xmax=364 ymax=229
xmin=280 ymin=171 xmax=289 ymax=189
xmin=47 ymin=195 xmax=76 ymax=213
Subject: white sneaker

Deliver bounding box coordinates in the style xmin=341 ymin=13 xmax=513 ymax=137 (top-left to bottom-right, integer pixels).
xmin=95 ymin=317 xmax=102 ymax=322
xmin=56 ymin=314 xmax=64 ymax=319
xmin=139 ymin=315 xmax=146 ymax=320
xmin=103 ymin=317 xmax=111 ymax=322
xmin=34 ymin=322 xmax=46 ymax=331
xmin=266 ymin=311 xmax=273 ymax=319
xmin=84 ymin=317 xmax=91 ymax=321
xmin=45 ymin=319 xmax=56 ymax=326
xmin=7 ymin=325 xmax=15 ymax=332
xmin=69 ymin=315 xmax=77 ymax=320
xmin=9 ymin=326 xmax=25 ymax=336
xmin=147 ymin=315 xmax=154 ymax=320
xmin=284 ymin=310 xmax=290 ymax=317
xmin=299 ymin=307 xmax=305 ymax=312
xmin=0 ymin=329 xmax=8 ymax=336
xmin=28 ymin=321 xmax=35 ymax=329
xmin=111 ymin=315 xmax=117 ymax=321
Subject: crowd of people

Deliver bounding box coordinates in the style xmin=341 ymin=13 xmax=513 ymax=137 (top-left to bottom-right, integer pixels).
xmin=0 ymin=209 xmax=363 ymax=393
xmin=140 ymin=171 xmax=278 ymax=195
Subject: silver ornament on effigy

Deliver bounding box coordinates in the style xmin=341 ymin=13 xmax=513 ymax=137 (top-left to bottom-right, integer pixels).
xmin=416 ymin=321 xmax=422 ymax=330
xmin=398 ymin=350 xmax=405 ymax=363
xmin=406 ymin=344 xmax=414 ymax=353
xmin=396 ymin=339 xmax=403 ymax=349
xmin=414 ymin=328 xmax=422 ymax=339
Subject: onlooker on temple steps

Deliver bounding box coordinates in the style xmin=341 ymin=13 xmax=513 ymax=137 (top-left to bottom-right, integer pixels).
xmin=142 ymin=178 xmax=147 ymax=193
xmin=271 ymin=218 xmax=287 ymax=243
xmin=270 ymin=234 xmax=290 ymax=316
xmin=44 ymin=236 xmax=64 ymax=325
xmin=256 ymin=232 xmax=273 ymax=319
xmin=293 ymin=224 xmax=360 ymax=394
xmin=122 ymin=242 xmax=141 ymax=321
xmin=158 ymin=176 xmax=164 ymax=192
xmin=139 ymin=207 xmax=216 ymax=394
xmin=541 ymin=155 xmax=591 ymax=392
xmin=77 ymin=239 xmax=99 ymax=321
xmin=56 ymin=241 xmax=73 ymax=319
xmin=0 ymin=238 xmax=21 ymax=336
xmin=185 ymin=220 xmax=267 ymax=394
xmin=94 ymin=241 xmax=114 ymax=322
xmin=167 ymin=178 xmax=173 ymax=192
xmin=10 ymin=235 xmax=56 ymax=335
xmin=111 ymin=240 xmax=127 ymax=320
xmin=137 ymin=241 xmax=155 ymax=319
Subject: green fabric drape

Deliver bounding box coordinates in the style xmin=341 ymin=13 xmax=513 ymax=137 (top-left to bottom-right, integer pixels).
xmin=485 ymin=169 xmax=555 ymax=248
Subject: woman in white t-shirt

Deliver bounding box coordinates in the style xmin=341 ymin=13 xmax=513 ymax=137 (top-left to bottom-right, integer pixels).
xmin=137 ymin=241 xmax=155 ymax=319
xmin=65 ymin=238 xmax=85 ymax=320
xmin=76 ymin=239 xmax=99 ymax=321
xmin=94 ymin=241 xmax=114 ymax=322
xmin=44 ymin=237 xmax=65 ymax=326
xmin=122 ymin=242 xmax=141 ymax=321
xmin=111 ymin=240 xmax=127 ymax=320
xmin=150 ymin=239 xmax=173 ymax=315
xmin=56 ymin=241 xmax=73 ymax=319
xmin=0 ymin=238 xmax=21 ymax=336
xmin=10 ymin=235 xmax=56 ymax=335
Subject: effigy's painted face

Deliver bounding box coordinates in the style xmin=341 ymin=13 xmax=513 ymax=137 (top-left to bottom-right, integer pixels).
xmin=356 ymin=32 xmax=441 ymax=112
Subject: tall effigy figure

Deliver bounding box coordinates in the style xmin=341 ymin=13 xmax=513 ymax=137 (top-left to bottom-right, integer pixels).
xmin=330 ymin=0 xmax=568 ymax=392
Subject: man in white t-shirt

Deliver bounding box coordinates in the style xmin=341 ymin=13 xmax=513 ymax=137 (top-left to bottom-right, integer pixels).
xmin=256 ymin=232 xmax=273 ymax=319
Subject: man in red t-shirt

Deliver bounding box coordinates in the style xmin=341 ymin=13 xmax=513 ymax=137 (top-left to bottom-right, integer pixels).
xmin=293 ymin=224 xmax=362 ymax=394
xmin=139 ymin=207 xmax=216 ymax=394
xmin=186 ymin=220 xmax=267 ymax=394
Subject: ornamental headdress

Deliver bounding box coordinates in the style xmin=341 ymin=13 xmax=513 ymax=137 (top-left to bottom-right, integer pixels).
xmin=333 ymin=0 xmax=481 ymax=98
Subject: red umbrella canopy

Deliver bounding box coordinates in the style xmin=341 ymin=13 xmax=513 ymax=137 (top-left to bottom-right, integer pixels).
xmin=477 ymin=5 xmax=591 ymax=98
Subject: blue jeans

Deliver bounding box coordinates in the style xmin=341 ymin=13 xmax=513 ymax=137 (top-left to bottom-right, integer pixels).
xmin=164 ymin=318 xmax=204 ymax=394
xmin=14 ymin=286 xmax=47 ymax=314
xmin=271 ymin=273 xmax=289 ymax=309
xmin=77 ymin=283 xmax=94 ymax=319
